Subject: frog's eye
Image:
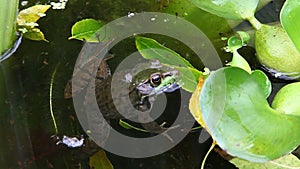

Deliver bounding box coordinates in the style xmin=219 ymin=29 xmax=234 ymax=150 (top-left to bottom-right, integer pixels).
xmin=150 ymin=73 xmax=162 ymax=86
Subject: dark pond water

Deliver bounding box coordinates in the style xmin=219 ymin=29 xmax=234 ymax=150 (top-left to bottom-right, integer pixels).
xmin=0 ymin=0 xmax=293 ymax=169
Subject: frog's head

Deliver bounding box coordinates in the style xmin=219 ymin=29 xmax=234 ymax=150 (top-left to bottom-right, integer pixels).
xmin=130 ymin=70 xmax=180 ymax=112
xmin=136 ymin=70 xmax=180 ymax=96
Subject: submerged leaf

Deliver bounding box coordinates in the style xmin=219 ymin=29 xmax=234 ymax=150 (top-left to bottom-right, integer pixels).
xmin=189 ymin=0 xmax=259 ymax=20
xmin=89 ymin=150 xmax=114 ymax=169
xmin=69 ymin=18 xmax=105 ymax=42
xmin=280 ymin=0 xmax=300 ymax=53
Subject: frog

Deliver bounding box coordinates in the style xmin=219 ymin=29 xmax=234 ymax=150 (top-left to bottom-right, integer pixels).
xmin=64 ymin=55 xmax=181 ymax=143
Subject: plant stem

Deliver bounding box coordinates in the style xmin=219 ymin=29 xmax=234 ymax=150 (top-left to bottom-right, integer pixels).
xmin=50 ymin=64 xmax=60 ymax=134
xmin=201 ymin=140 xmax=216 ymax=169
xmin=247 ymin=16 xmax=262 ymax=30
xmin=0 ymin=0 xmax=19 ymax=55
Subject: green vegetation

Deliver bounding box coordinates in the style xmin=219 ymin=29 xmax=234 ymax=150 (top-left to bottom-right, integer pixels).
xmin=68 ymin=0 xmax=300 ymax=168
xmin=0 ymin=0 xmax=19 ymax=55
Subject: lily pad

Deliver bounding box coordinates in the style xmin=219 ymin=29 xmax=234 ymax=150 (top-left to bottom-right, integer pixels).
xmin=189 ymin=0 xmax=259 ymax=20
xmin=280 ymin=0 xmax=300 ymax=53
xmin=198 ymin=67 xmax=300 ymax=162
xmin=69 ymin=18 xmax=105 ymax=42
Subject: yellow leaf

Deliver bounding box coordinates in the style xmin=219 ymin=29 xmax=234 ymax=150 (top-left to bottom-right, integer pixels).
xmin=17 ymin=5 xmax=51 ymax=25
xmin=189 ymin=76 xmax=205 ymax=127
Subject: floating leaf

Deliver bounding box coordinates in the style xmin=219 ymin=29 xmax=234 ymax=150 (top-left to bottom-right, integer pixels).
xmin=280 ymin=0 xmax=300 ymax=53
xmin=251 ymin=70 xmax=271 ymax=98
xmin=89 ymin=150 xmax=114 ymax=169
xmin=189 ymin=0 xmax=259 ymax=20
xmin=237 ymin=31 xmax=251 ymax=44
xmin=231 ymin=154 xmax=300 ymax=169
xmin=17 ymin=5 xmax=50 ymax=42
xmin=174 ymin=66 xmax=202 ymax=92
xmin=135 ymin=36 xmax=194 ymax=68
xmin=69 ymin=18 xmax=105 ymax=42
xmin=17 ymin=5 xmax=51 ymax=26
xmin=230 ymin=50 xmax=251 ymax=73
xmin=135 ymin=36 xmax=203 ymax=92
xmin=227 ymin=36 xmax=243 ymax=52
xmin=272 ymin=82 xmax=300 ymax=116
xmin=199 ymin=67 xmax=300 ymax=162
xmin=255 ymin=24 xmax=300 ymax=78
xmin=23 ymin=28 xmax=48 ymax=42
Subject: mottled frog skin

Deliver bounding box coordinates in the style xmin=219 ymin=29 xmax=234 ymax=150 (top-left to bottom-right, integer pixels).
xmin=64 ymin=55 xmax=180 ymax=142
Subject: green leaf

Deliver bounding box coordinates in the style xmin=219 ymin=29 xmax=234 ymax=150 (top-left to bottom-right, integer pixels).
xmin=69 ymin=18 xmax=105 ymax=42
xmin=175 ymin=66 xmax=202 ymax=92
xmin=230 ymin=154 xmax=300 ymax=169
xmin=280 ymin=0 xmax=300 ymax=53
xmin=272 ymin=82 xmax=300 ymax=116
xmin=227 ymin=36 xmax=243 ymax=52
xmin=135 ymin=36 xmax=202 ymax=92
xmin=226 ymin=33 xmax=251 ymax=73
xmin=255 ymin=24 xmax=300 ymax=78
xmin=135 ymin=36 xmax=194 ymax=68
xmin=17 ymin=5 xmax=51 ymax=26
xmin=16 ymin=5 xmax=50 ymax=42
xmin=251 ymin=70 xmax=271 ymax=98
xmin=89 ymin=150 xmax=114 ymax=169
xmin=189 ymin=0 xmax=259 ymax=20
xmin=237 ymin=31 xmax=251 ymax=44
xmin=231 ymin=50 xmax=251 ymax=73
xmin=199 ymin=67 xmax=300 ymax=162
xmin=23 ymin=28 xmax=48 ymax=42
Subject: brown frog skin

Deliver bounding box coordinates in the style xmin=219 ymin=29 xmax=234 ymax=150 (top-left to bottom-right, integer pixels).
xmin=64 ymin=56 xmax=176 ymax=142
